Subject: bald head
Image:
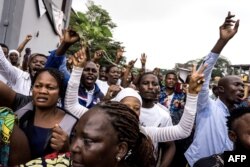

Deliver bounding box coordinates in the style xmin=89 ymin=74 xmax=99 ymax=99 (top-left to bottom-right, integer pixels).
xmin=218 ymin=75 xmax=242 ymax=87
xmin=217 ymin=75 xmax=244 ymax=109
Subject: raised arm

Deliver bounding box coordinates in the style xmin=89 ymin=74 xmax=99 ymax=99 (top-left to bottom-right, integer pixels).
xmin=0 ymin=46 xmax=21 ymax=84
xmin=197 ymin=11 xmax=239 ymax=112
xmin=144 ymin=64 xmax=206 ymax=142
xmin=45 ymin=29 xmax=80 ymax=97
xmin=121 ymin=58 xmax=137 ymax=87
xmin=0 ymin=80 xmax=16 ymax=108
xmin=65 ymin=48 xmax=88 ymax=118
xmin=16 ymin=34 xmax=32 ymax=53
xmin=114 ymin=48 xmax=124 ymax=65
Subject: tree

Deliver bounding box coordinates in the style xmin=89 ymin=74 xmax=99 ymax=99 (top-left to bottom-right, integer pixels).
xmin=69 ymin=0 xmax=125 ymax=66
xmin=184 ymin=55 xmax=232 ymax=79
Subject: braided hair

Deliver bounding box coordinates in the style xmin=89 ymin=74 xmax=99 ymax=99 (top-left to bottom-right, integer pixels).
xmin=94 ymin=101 xmax=156 ymax=167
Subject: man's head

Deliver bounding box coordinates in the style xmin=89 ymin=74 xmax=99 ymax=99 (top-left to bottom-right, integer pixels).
xmin=28 ymin=53 xmax=47 ymax=77
xmin=217 ymin=75 xmax=244 ymax=109
xmin=25 ymin=48 xmax=31 ymax=54
xmin=164 ymin=70 xmax=177 ymax=90
xmin=99 ymin=65 xmax=108 ymax=81
xmin=0 ymin=43 xmax=9 ymax=58
xmin=137 ymin=72 xmax=160 ymax=103
xmin=8 ymin=50 xmax=20 ymax=66
xmin=227 ymin=107 xmax=250 ymax=152
xmin=80 ymin=61 xmax=99 ymax=90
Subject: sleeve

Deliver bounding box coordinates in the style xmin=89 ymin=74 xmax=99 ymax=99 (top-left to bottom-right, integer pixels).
xmin=45 ymin=50 xmax=70 ymax=85
xmin=65 ymin=66 xmax=88 ymax=118
xmin=45 ymin=50 xmax=71 ymax=103
xmin=0 ymin=46 xmax=20 ymax=84
xmin=144 ymin=93 xmax=197 ymax=142
xmin=197 ymin=52 xmax=219 ymax=112
xmin=12 ymin=93 xmax=32 ymax=111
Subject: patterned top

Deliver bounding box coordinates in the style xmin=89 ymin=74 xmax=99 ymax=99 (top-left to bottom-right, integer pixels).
xmin=19 ymin=152 xmax=71 ymax=167
xmin=159 ymin=86 xmax=186 ymax=125
xmin=0 ymin=107 xmax=16 ymax=166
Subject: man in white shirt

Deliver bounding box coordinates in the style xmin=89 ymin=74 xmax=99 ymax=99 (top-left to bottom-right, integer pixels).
xmin=138 ymin=72 xmax=175 ymax=167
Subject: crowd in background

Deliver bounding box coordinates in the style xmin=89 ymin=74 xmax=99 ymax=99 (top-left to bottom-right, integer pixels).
xmin=0 ymin=12 xmax=250 ymax=167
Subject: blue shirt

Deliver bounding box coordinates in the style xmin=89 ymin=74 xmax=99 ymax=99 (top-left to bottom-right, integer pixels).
xmin=45 ymin=50 xmax=103 ymax=108
xmin=185 ymin=52 xmax=233 ymax=166
xmin=159 ymin=87 xmax=186 ymax=125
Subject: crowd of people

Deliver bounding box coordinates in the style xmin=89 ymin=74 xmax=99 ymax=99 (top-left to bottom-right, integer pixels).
xmin=0 ymin=11 xmax=250 ymax=167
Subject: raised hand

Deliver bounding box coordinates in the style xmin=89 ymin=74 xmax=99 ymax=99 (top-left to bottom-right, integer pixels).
xmin=140 ymin=53 xmax=147 ymax=65
xmin=62 ymin=29 xmax=80 ymax=44
xmin=219 ymin=11 xmax=239 ymax=41
xmin=92 ymin=50 xmax=104 ymax=63
xmin=153 ymin=67 xmax=161 ymax=76
xmin=127 ymin=58 xmax=137 ymax=69
xmin=104 ymin=85 xmax=121 ymax=101
xmin=50 ymin=124 xmax=70 ymax=152
xmin=188 ymin=64 xmax=206 ymax=94
xmin=116 ymin=48 xmax=124 ymax=60
xmin=25 ymin=34 xmax=32 ymax=41
xmin=72 ymin=47 xmax=87 ymax=68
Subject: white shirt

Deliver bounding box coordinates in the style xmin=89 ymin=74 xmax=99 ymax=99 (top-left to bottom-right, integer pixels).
xmin=0 ymin=74 xmax=7 ymax=84
xmin=96 ymin=79 xmax=110 ymax=95
xmin=140 ymin=104 xmax=172 ymax=127
xmin=0 ymin=46 xmax=31 ymax=96
xmin=140 ymin=103 xmax=173 ymax=157
xmin=96 ymin=79 xmax=122 ymax=95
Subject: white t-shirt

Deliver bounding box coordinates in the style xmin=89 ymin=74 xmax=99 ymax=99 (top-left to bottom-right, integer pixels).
xmin=0 ymin=74 xmax=7 ymax=84
xmin=96 ymin=79 xmax=110 ymax=95
xmin=140 ymin=103 xmax=172 ymax=158
xmin=96 ymin=79 xmax=122 ymax=95
xmin=140 ymin=104 xmax=172 ymax=127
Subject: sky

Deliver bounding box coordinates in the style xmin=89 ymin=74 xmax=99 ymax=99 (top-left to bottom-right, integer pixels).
xmin=72 ymin=0 xmax=250 ymax=70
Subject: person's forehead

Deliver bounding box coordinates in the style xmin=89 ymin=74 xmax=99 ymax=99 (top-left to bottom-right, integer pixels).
xmin=85 ymin=61 xmax=97 ymax=69
xmin=33 ymin=55 xmax=47 ymax=61
xmin=233 ymin=113 xmax=250 ymax=130
xmin=80 ymin=110 xmax=115 ymax=134
xmin=110 ymin=66 xmax=119 ymax=71
xmin=36 ymin=71 xmax=57 ymax=82
xmin=166 ymin=73 xmax=176 ymax=78
xmin=10 ymin=52 xmax=18 ymax=55
xmin=141 ymin=74 xmax=158 ymax=81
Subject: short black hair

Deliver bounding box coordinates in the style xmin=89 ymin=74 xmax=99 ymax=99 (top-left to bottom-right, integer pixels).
xmin=136 ymin=72 xmax=157 ymax=88
xmin=0 ymin=43 xmax=9 ymax=52
xmin=165 ymin=70 xmax=177 ymax=79
xmin=227 ymin=107 xmax=250 ymax=131
xmin=106 ymin=64 xmax=118 ymax=73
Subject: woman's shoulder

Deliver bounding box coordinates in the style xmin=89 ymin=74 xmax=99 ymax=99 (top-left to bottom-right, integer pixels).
xmin=12 ymin=93 xmax=32 ymax=111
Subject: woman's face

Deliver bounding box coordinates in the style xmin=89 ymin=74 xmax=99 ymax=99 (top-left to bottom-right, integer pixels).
xmin=71 ymin=109 xmax=120 ymax=167
xmin=120 ymin=96 xmax=141 ymax=116
xmin=107 ymin=66 xmax=120 ymax=85
xmin=32 ymin=71 xmax=60 ymax=108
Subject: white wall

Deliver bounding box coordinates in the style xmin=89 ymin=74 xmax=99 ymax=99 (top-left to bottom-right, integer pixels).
xmin=18 ymin=0 xmax=64 ymax=55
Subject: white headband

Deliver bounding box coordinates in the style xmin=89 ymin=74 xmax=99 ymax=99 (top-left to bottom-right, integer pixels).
xmin=112 ymin=87 xmax=142 ymax=105
xmin=8 ymin=49 xmax=20 ymax=56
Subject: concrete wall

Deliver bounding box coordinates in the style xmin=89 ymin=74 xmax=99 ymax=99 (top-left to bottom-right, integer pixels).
xmin=19 ymin=0 xmax=62 ymax=55
xmin=0 ymin=0 xmax=72 ymax=55
xmin=0 ymin=0 xmax=4 ymax=21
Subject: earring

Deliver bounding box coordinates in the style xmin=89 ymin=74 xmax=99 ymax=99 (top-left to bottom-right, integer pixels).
xmin=116 ymin=156 xmax=121 ymax=162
